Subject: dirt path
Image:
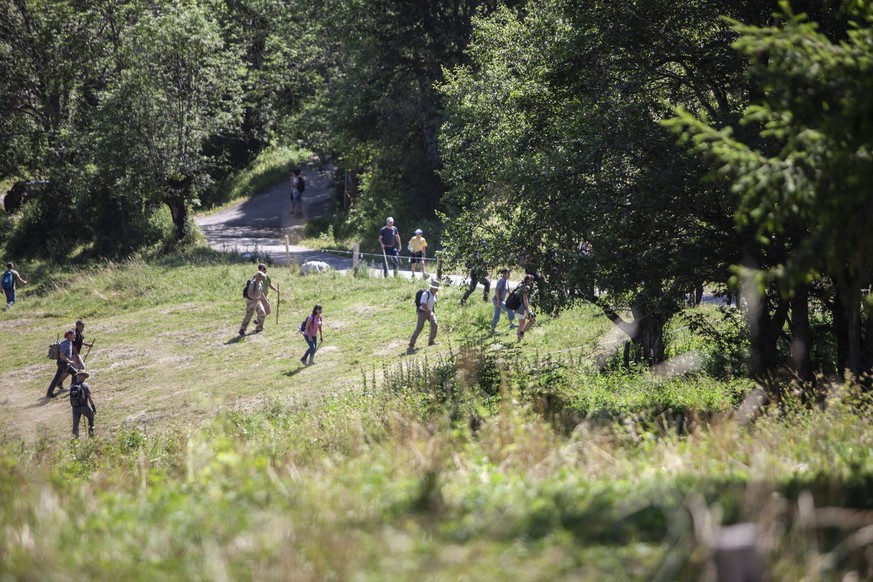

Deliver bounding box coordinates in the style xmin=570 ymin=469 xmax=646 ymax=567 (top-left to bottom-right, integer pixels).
xmin=196 ymin=168 xmax=456 ymax=282
xmin=196 ymin=165 xmax=355 ymax=269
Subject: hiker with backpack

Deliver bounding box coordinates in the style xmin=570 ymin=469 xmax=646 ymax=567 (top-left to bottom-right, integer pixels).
xmin=2 ymin=261 xmax=27 ymax=310
xmin=239 ymin=271 xmax=267 ymax=336
xmin=408 ymin=279 xmax=440 ymax=352
xmin=378 ymin=217 xmax=401 ymax=277
xmin=490 ymin=268 xmax=517 ymax=335
xmin=257 ymin=263 xmax=280 ymax=319
xmin=69 ymin=369 xmax=97 ymax=438
xmin=299 ymin=304 xmax=324 ymax=366
xmin=407 ymin=229 xmax=428 ymax=278
xmin=290 ymin=169 xmax=305 ymax=217
xmin=509 ymin=274 xmax=537 ymax=342
xmin=46 ymin=330 xmax=76 ymax=398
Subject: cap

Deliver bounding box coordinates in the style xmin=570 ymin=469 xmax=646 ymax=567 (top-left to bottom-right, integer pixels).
xmin=414 ymin=229 xmax=423 ymax=234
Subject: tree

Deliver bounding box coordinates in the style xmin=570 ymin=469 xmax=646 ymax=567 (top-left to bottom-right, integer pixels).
xmin=669 ymin=1 xmax=873 ymax=379
xmin=96 ymin=2 xmax=245 ymax=240
xmin=439 ymin=0 xmax=769 ymax=364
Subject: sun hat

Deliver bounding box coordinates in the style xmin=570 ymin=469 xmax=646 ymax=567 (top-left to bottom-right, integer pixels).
xmin=429 ymin=279 xmax=440 ymax=289
xmin=415 ymin=228 xmax=423 ymax=234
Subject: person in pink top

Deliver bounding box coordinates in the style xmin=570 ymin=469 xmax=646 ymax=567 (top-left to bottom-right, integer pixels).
xmin=300 ymin=304 xmax=324 ymax=365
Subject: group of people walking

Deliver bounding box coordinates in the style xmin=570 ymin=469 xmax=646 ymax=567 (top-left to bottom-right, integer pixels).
xmin=43 ymin=319 xmax=98 ymax=438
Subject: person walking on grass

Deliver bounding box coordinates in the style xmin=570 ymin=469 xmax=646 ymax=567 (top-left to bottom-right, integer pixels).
xmin=300 ymin=304 xmax=324 ymax=366
xmin=54 ymin=319 xmax=93 ymax=390
xmin=69 ymin=369 xmax=96 ymax=439
xmin=514 ymin=274 xmax=537 ymax=342
xmin=490 ymin=268 xmax=517 ymax=335
xmin=408 ymin=229 xmax=428 ymax=278
xmin=408 ymin=279 xmax=440 ymax=352
xmin=239 ymin=271 xmax=266 ymax=336
xmin=258 ymin=263 xmax=279 ymax=318
xmin=378 ymin=216 xmax=401 ymax=277
xmin=46 ymin=330 xmax=76 ymax=398
xmin=2 ymin=262 xmax=27 ymax=310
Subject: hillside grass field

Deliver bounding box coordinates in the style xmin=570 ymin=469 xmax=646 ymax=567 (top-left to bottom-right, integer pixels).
xmin=3 ymin=249 xmax=873 ymax=580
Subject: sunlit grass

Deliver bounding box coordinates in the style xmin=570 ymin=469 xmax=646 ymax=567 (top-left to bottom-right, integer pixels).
xmin=2 ymin=252 xmax=873 ymax=580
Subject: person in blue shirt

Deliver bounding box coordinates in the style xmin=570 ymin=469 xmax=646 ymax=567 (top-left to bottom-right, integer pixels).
xmin=2 ymin=262 xmax=27 ymax=310
xmin=46 ymin=330 xmax=76 ymax=398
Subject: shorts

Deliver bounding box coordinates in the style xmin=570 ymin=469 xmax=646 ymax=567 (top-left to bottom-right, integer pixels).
xmin=515 ymin=307 xmax=528 ymax=318
xmin=411 ymin=251 xmax=424 ymax=264
xmin=292 ymin=190 xmax=302 ymax=205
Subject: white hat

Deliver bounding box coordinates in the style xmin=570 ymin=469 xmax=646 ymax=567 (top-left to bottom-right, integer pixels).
xmin=429 ymin=279 xmax=440 ymax=289
xmin=414 ymin=228 xmax=423 ymax=234
xmin=386 ymin=216 xmax=394 ymax=223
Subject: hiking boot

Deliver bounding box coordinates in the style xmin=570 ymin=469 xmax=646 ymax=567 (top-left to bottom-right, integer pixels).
xmin=300 ymin=356 xmax=308 ymax=366
xmin=238 ymin=329 xmax=246 ymax=336
xmin=428 ymin=341 xmax=437 ymax=346
xmin=509 ymin=324 xmax=518 ymax=330
xmin=253 ymin=328 xmax=263 ymax=334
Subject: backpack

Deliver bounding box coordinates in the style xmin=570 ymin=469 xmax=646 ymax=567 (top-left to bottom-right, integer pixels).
xmin=298 ymin=316 xmax=309 ymax=334
xmin=297 ymin=176 xmax=305 ymax=193
xmin=47 ymin=341 xmax=60 ymax=360
xmin=415 ymin=290 xmax=433 ymax=312
xmin=1 ymin=270 xmax=12 ymax=290
xmin=69 ymin=382 xmax=88 ymax=408
xmin=505 ymin=285 xmax=523 ymax=311
xmin=243 ymin=278 xmax=256 ymax=299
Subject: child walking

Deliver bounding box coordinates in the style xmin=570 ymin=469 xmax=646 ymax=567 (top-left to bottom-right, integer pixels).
xmin=300 ymin=304 xmax=324 ymax=365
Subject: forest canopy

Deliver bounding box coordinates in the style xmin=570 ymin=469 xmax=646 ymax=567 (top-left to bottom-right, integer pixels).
xmin=2 ymin=0 xmax=872 ymax=386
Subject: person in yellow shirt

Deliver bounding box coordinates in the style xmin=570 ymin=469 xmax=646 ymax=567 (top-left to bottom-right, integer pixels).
xmin=407 ymin=228 xmax=428 ymax=278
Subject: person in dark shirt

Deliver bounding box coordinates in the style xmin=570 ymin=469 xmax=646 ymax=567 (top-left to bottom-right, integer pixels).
xmin=46 ymin=330 xmax=76 ymax=398
xmin=378 ymin=217 xmax=401 ymax=277
xmin=70 ymin=370 xmax=97 ymax=438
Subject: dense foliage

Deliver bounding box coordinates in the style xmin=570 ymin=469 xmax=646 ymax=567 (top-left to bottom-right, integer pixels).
xmin=3 ymin=0 xmax=873 ymax=382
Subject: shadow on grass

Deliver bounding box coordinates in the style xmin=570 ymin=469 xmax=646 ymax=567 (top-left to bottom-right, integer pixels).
xmin=25 ymin=395 xmax=58 ymax=408
xmin=283 ymin=367 xmax=307 ymax=377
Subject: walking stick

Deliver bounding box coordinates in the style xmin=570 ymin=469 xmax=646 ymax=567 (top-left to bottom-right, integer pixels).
xmin=276 ymin=288 xmax=280 ymax=325
xmin=83 ymin=339 xmax=95 ymax=363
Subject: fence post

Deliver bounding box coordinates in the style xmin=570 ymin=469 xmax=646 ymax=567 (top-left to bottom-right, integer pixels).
xmin=352 ymin=243 xmax=360 ymax=270
xmin=284 ymin=235 xmax=291 ymax=265
xmin=436 ymin=253 xmax=443 ymax=281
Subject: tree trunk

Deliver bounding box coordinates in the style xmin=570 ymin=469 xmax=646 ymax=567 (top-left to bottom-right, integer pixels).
xmin=833 ymin=285 xmax=862 ymax=379
xmin=166 ymin=197 xmax=189 ymax=241
xmin=788 ymin=286 xmax=813 ymax=386
xmin=862 ymin=301 xmax=873 ymax=378
xmin=631 ymin=303 xmax=667 ymax=365
xmin=747 ymin=289 xmax=789 ymax=382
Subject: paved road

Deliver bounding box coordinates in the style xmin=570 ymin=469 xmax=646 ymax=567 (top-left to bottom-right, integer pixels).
xmin=196 ymin=165 xmax=356 ymax=270
xmin=195 ymin=167 xmax=451 ymax=281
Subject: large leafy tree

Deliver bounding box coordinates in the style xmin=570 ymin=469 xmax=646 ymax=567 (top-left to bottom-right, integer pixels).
xmin=670 ymin=1 xmax=873 ymax=378
xmin=299 ymin=0 xmax=522 ymax=240
xmin=439 ymin=0 xmax=768 ymax=363
xmin=97 ymin=2 xmax=245 ymax=240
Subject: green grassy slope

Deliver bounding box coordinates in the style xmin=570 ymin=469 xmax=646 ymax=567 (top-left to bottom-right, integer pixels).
xmin=3 ymin=251 xmax=873 ymax=580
